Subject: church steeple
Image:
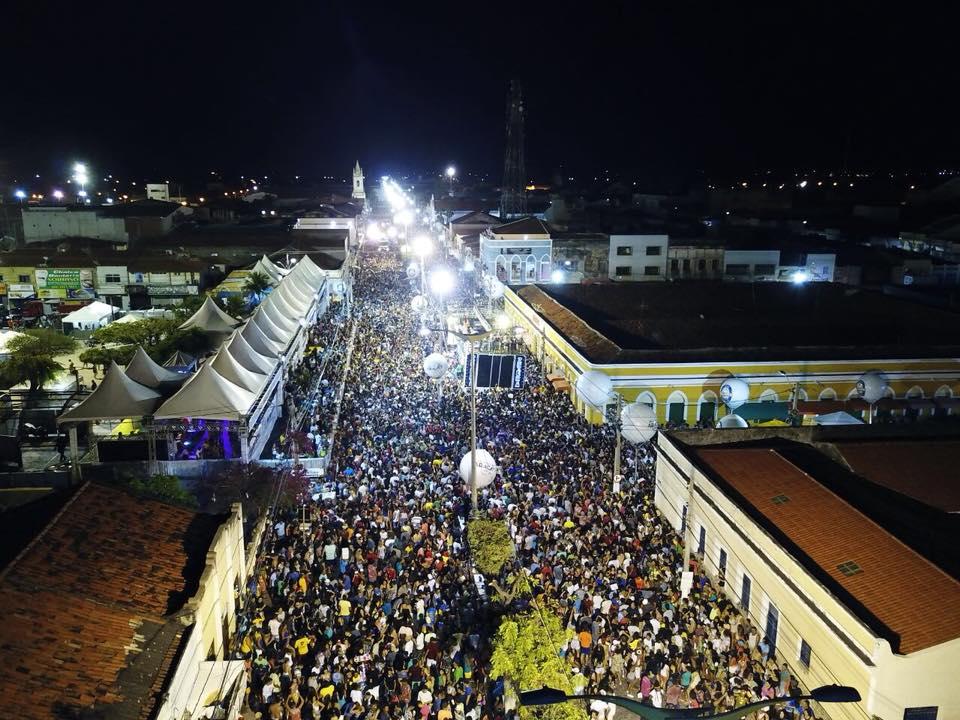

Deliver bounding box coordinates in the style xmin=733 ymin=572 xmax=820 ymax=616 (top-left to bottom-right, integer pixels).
xmin=352 ymin=161 xmax=366 ymax=200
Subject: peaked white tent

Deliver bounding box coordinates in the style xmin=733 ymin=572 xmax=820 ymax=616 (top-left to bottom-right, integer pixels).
xmin=224 ymin=330 xmax=276 ymax=374
xmin=241 ymin=317 xmax=283 ymax=356
xmin=250 ymin=308 xmax=291 ymax=345
xmin=211 ymin=346 xmax=268 ymax=394
xmin=253 ymin=255 xmax=284 ymax=284
xmin=62 ymin=301 xmax=116 ymax=330
xmin=153 ymin=361 xmax=256 ymax=421
xmin=178 ymin=297 xmax=239 ymax=336
xmin=59 ymin=362 xmax=161 ymax=423
xmin=813 ymin=411 xmax=865 ymax=426
xmin=125 ymin=346 xmax=187 ymax=388
xmin=259 ymin=297 xmax=299 ymax=333
xmin=265 ymin=287 xmax=304 ymax=319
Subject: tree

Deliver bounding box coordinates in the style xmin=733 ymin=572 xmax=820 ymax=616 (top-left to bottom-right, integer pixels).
xmin=91 ymin=317 xmax=178 ymax=347
xmin=79 ymin=345 xmax=135 ymax=372
xmin=490 ymin=608 xmax=585 ymax=720
xmin=222 ymin=294 xmax=248 ymax=319
xmin=468 ymin=516 xmax=515 ymax=576
xmin=126 ymin=473 xmax=197 ymax=507
xmin=0 ymin=330 xmax=79 ymax=391
xmin=243 ymin=271 xmax=271 ymax=306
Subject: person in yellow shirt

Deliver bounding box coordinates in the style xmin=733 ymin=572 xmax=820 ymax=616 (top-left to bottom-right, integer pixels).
xmin=294 ymin=635 xmax=311 ymax=656
xmin=339 ymin=596 xmax=352 ymax=617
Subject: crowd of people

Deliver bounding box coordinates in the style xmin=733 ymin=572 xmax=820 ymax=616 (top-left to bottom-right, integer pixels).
xmin=234 ymin=249 xmax=820 ymax=720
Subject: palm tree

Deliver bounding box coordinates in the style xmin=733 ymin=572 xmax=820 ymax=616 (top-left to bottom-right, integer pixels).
xmin=243 ymin=271 xmax=271 ymax=307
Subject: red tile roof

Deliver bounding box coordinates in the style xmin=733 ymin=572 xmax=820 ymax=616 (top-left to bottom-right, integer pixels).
xmin=0 ymin=483 xmax=227 ymax=719
xmin=833 ymin=440 xmax=960 ymax=513
xmin=695 ymin=447 xmax=960 ymax=654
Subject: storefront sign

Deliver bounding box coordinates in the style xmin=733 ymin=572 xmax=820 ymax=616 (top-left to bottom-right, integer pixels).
xmin=38 ymin=288 xmax=67 ymax=300
xmin=96 ymin=284 xmax=126 ymax=295
xmin=147 ymin=284 xmax=198 ymax=296
xmin=7 ymin=284 xmax=35 ymax=299
xmin=35 ymin=268 xmax=94 ymax=290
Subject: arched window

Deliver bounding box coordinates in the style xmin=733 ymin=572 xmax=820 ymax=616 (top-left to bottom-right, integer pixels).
xmin=697 ymin=390 xmax=718 ymax=425
xmin=510 ymin=256 xmax=522 ymax=283
xmin=935 ymin=385 xmax=953 ymax=398
xmin=540 ymin=255 xmax=552 ymax=281
xmin=666 ymin=390 xmax=688 ymax=426
xmin=495 ymin=255 xmax=508 ymax=282
xmin=759 ymin=388 xmax=779 ymax=402
xmin=637 ymin=391 xmax=657 ymax=415
xmin=906 ymin=386 xmax=924 ymax=399
xmin=818 ymin=388 xmax=838 ymax=401
xmin=525 ymin=255 xmax=537 ymax=283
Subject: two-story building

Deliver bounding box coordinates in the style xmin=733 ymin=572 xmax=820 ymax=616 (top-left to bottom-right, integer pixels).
xmin=479 ymin=217 xmax=553 ymax=284
xmin=607 ymin=234 xmax=669 ymax=280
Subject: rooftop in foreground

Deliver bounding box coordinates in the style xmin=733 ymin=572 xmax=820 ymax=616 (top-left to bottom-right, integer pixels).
xmin=694 ymin=444 xmax=960 ymax=654
xmin=514 ymin=281 xmax=960 ymax=363
xmin=0 ymin=482 xmax=229 ymax=719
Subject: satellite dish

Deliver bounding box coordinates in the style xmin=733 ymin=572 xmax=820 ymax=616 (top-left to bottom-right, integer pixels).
xmin=621 ymin=402 xmax=658 ymax=444
xmin=717 ymin=414 xmax=749 ymax=429
xmin=576 ymin=370 xmax=613 ymax=410
xmin=459 ymin=449 xmax=498 ymax=489
xmin=855 ymin=371 xmax=888 ymax=404
xmin=410 ymin=295 xmax=427 ymax=312
xmin=719 ymin=377 xmax=750 ymax=409
xmin=422 ymin=352 xmax=449 ymax=379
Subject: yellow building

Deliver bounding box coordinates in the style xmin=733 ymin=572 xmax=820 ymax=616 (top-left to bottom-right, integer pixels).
xmin=503 ymin=281 xmax=960 ymax=425
xmin=655 ymin=430 xmax=960 ymax=720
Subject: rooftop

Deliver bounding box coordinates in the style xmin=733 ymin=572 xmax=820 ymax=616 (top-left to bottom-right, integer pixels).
xmin=492 ymin=216 xmax=552 ymax=236
xmin=0 ymin=482 xmax=229 ymax=719
xmin=694 ymin=446 xmax=960 ymax=654
xmin=832 ymin=440 xmax=960 ymax=513
xmin=514 ymin=281 xmax=960 ymax=363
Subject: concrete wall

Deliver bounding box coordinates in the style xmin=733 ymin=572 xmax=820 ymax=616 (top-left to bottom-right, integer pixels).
xmin=22 ymin=208 xmax=128 ymax=243
xmin=608 ymin=234 xmax=669 ymax=280
xmin=668 ymin=245 xmax=724 ymax=279
xmin=655 ymin=433 xmax=960 ymax=720
xmin=723 ymin=249 xmax=781 ymax=280
xmin=155 ymin=502 xmax=248 ymax=720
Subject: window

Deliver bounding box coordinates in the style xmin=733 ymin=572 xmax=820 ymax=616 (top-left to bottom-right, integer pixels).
xmin=18 ymin=274 xmax=29 ymax=283
xmin=105 ymin=273 xmax=122 ymax=283
xmin=698 ymin=258 xmax=706 ymax=271
xmin=645 ymin=245 xmax=661 ymax=256
xmin=680 ymin=503 xmax=687 ymax=535
xmin=697 ymin=525 xmax=706 ymax=555
xmin=765 ymin=603 xmax=779 ymax=654
xmin=799 ymin=639 xmax=811 ymax=668
xmin=837 ymin=560 xmax=863 ymax=577
xmin=903 ymin=708 xmax=938 ymax=720
xmin=740 ymin=574 xmax=751 ymax=612
xmin=644 ymin=266 xmax=660 ymax=276
xmin=712 ymin=259 xmax=720 ymax=270
xmin=726 ymin=264 xmax=750 ymax=276
xmin=616 ymin=246 xmax=633 ymax=256
xmin=754 ymin=263 xmax=777 ymax=275
xmin=615 ymin=266 xmax=632 ymax=276
xmin=682 ymin=258 xmax=691 ymax=272
xmin=670 ymin=259 xmax=679 ymax=274
xmin=718 ymin=548 xmax=727 ymax=587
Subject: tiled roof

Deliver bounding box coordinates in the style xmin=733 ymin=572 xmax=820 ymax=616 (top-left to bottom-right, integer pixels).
xmin=695 ymin=447 xmax=960 ymax=654
xmin=452 ymin=210 xmax=500 ymax=226
xmin=0 ymin=482 xmax=228 ymax=719
xmin=492 ymin=217 xmax=551 ymax=236
xmin=833 ymin=440 xmax=960 ymax=512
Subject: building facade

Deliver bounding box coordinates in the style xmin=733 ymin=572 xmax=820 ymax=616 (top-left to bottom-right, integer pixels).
xmin=608 ymin=234 xmax=669 ymax=280
xmin=479 ymin=217 xmax=553 ymax=284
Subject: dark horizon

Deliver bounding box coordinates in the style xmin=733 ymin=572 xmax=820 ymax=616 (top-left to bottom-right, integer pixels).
xmin=4 ymin=2 xmax=959 ymax=185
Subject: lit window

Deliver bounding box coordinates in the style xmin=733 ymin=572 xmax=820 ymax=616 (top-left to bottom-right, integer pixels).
xmin=616 ymin=246 xmax=633 ymax=256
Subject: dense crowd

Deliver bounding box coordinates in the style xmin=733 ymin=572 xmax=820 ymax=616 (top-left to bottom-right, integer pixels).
xmin=235 ymin=251 xmax=818 ymax=720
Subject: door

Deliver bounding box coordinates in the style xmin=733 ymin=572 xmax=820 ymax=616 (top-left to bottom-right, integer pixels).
xmin=718 ymin=548 xmax=727 ymax=587
xmin=699 ymin=401 xmax=716 ymax=426
xmin=668 ymin=402 xmax=685 ymax=425
xmin=741 ymin=574 xmax=751 ymax=613
xmin=765 ymin=603 xmax=779 ymax=655
xmin=697 ymin=526 xmax=706 ymax=555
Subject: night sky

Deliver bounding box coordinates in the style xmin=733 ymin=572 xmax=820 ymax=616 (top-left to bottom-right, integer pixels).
xmin=4 ymin=2 xmax=958 ymax=183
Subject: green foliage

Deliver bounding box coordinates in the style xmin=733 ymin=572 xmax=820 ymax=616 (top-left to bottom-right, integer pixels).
xmin=243 ymin=271 xmax=271 ymax=305
xmin=126 ymin=473 xmax=197 ymax=507
xmin=0 ymin=330 xmax=79 ymax=390
xmin=490 ymin=610 xmax=585 ymax=720
xmin=222 ymin=294 xmax=248 ymax=319
xmin=468 ymin=517 xmax=515 ymax=576
xmin=172 ymin=294 xmax=206 ymax=320
xmin=91 ymin=317 xmax=178 ymax=347
xmin=87 ymin=318 xmax=213 ymax=364
xmin=79 ymin=345 xmax=136 ymax=369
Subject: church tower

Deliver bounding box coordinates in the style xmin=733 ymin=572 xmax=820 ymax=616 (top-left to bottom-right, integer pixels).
xmin=352 ymin=161 xmax=366 ymax=200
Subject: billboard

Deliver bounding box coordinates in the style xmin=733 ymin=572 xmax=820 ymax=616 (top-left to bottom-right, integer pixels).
xmin=463 ymin=353 xmax=526 ymax=389
xmin=35 ymin=268 xmax=94 ymax=291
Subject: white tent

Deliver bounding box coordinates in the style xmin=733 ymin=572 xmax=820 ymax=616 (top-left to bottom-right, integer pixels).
xmin=293 ymin=256 xmax=326 ymax=287
xmin=813 ymin=411 xmax=865 ymax=426
xmin=211 ymin=346 xmax=268 ymax=394
xmin=240 ymin=319 xmax=282 ymax=357
xmin=62 ymin=301 xmax=116 ymax=330
xmin=259 ymin=297 xmax=299 ymax=333
xmin=59 ymin=361 xmax=161 ymax=423
xmin=125 ymin=346 xmax=187 ymax=388
xmin=250 ymin=308 xmax=292 ymax=345
xmin=253 ymin=256 xmax=284 ymax=284
xmin=277 ymin=276 xmax=311 ymax=309
xmin=223 ymin=330 xmax=276 ymax=374
xmin=265 ymin=287 xmax=304 ymax=319
xmin=153 ymin=361 xmax=255 ymax=421
xmin=178 ymin=297 xmax=239 ymax=336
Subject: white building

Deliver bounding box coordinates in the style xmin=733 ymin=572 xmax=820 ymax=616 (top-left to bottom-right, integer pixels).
xmin=479 ymin=217 xmax=552 ymax=284
xmin=146 ymin=183 xmax=170 ymax=201
xmin=352 ymin=161 xmax=366 ymax=200
xmin=608 ymin=234 xmax=669 ymax=280
xmin=655 ymin=431 xmax=960 ymax=720
xmin=723 ymin=248 xmax=836 ymax=282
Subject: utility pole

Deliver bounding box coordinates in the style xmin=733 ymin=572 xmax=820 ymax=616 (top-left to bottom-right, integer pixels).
xmin=612 ymin=392 xmax=622 ymax=494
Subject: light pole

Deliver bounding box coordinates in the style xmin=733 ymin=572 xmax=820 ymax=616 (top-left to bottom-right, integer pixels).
xmin=73 ymin=162 xmax=89 ymax=202
xmin=413 ymin=235 xmax=433 ymax=294
xmin=445 ymin=165 xmax=456 ymax=197
xmin=520 ymin=684 xmax=861 ymax=720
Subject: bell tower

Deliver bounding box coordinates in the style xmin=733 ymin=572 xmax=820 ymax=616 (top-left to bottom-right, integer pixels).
xmin=352 ymin=161 xmax=366 ymax=200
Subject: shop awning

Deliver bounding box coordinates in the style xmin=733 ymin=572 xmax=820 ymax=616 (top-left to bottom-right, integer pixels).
xmin=732 ymin=401 xmax=791 ymax=422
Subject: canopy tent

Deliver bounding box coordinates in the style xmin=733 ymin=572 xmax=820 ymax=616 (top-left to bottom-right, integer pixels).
xmin=210 ymin=346 xmax=268 ymax=394
xmin=241 ymin=317 xmax=284 ymax=356
xmin=253 ymin=255 xmax=285 ymax=284
xmin=59 ymin=361 xmax=161 ymax=423
xmin=223 ymin=330 xmax=276 ymax=374
xmin=814 ymin=411 xmax=866 ymax=426
xmin=293 ymin=255 xmax=326 ymax=287
xmin=163 ymin=350 xmax=197 ymax=371
xmin=153 ymin=361 xmax=255 ymax=421
xmin=259 ymin=297 xmax=299 ymax=333
xmin=178 ymin=297 xmax=239 ymax=336
xmin=62 ymin=301 xmax=116 ymax=330
xmin=265 ymin=287 xmax=305 ymax=320
xmin=276 ymin=277 xmax=312 ymax=310
xmin=125 ymin=346 xmax=187 ymax=388
xmin=250 ymin=308 xmax=292 ymax=345
xmin=286 ymin=272 xmax=318 ymax=301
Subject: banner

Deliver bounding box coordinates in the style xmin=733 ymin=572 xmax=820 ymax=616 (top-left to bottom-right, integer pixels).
xmin=35 ymin=268 xmax=94 ymax=290
xmin=148 ymin=285 xmax=199 ymax=296
xmin=463 ymin=353 xmax=526 ymax=389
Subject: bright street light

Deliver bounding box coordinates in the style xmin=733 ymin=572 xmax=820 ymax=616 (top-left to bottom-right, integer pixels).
xmin=446 ymin=165 xmax=456 ymax=178
xmin=394 ymin=209 xmax=413 ymax=227
xmin=463 ymin=258 xmax=475 ymax=273
xmin=792 ymin=270 xmax=809 ymax=284
xmin=494 ymin=313 xmax=511 ymax=331
xmin=14 ymin=190 xmax=26 ymax=200
xmin=551 ymin=269 xmax=565 ymax=283
xmin=429 ymin=268 xmax=455 ymax=297
xmin=412 ymin=235 xmax=433 ymax=257
xmin=387 ymin=225 xmax=399 ymax=239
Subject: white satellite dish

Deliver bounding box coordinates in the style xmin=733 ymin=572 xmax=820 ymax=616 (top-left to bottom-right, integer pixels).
xmin=620 ymin=402 xmax=658 ymax=444
xmin=855 ymin=371 xmax=888 ymax=404
xmin=717 ymin=414 xmax=749 ymax=429
xmin=576 ymin=370 xmax=613 ymax=410
xmin=422 ymin=353 xmax=449 ymax=379
xmin=719 ymin=377 xmax=750 ymax=409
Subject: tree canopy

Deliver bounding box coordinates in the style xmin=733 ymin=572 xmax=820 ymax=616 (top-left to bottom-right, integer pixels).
xmin=468 ymin=517 xmax=515 ymax=576
xmin=243 ymin=271 xmax=272 ymax=306
xmin=85 ymin=317 xmax=213 ymax=367
xmin=0 ymin=330 xmax=80 ymax=390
